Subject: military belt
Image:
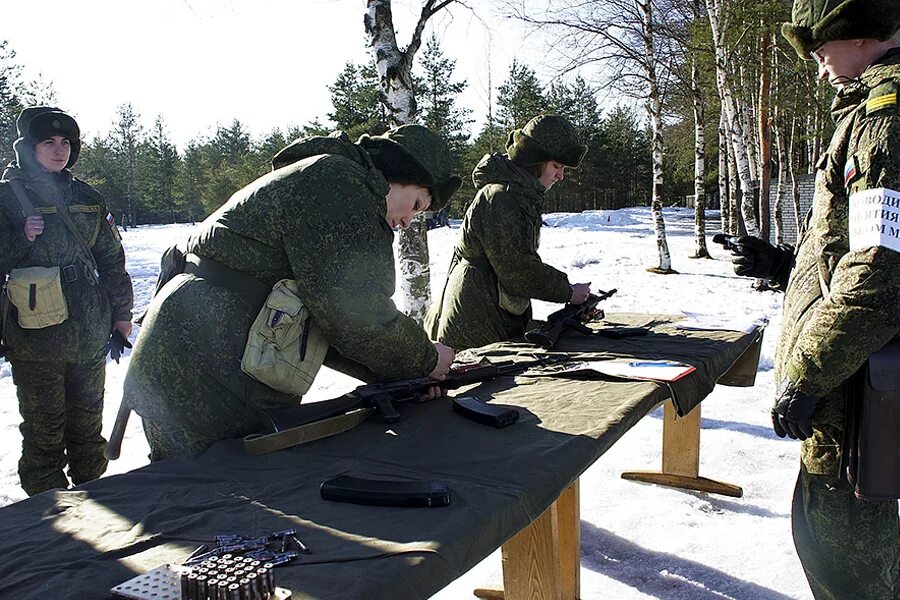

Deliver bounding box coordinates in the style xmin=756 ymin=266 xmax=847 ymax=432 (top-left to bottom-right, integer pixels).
xmin=183 ymin=254 xmax=270 ymax=308
xmin=458 ymin=253 xmax=493 ymax=273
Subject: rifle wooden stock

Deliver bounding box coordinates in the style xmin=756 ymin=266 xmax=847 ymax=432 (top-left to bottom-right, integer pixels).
xmin=104 ymin=401 xmax=131 ymax=460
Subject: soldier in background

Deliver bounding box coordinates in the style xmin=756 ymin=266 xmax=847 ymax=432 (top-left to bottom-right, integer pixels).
xmin=123 ymin=125 xmax=460 ymax=460
xmin=724 ymin=3 xmax=900 ymax=597
xmin=426 ymin=114 xmax=592 ymax=350
xmin=0 ymin=107 xmax=134 ymax=495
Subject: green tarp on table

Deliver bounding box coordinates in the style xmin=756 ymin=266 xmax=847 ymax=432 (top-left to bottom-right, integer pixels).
xmin=0 ymin=314 xmax=761 ymax=600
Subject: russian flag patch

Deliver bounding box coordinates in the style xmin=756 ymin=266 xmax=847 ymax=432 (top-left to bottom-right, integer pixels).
xmin=106 ymin=212 xmax=115 ymax=226
xmin=844 ymin=157 xmax=858 ymax=186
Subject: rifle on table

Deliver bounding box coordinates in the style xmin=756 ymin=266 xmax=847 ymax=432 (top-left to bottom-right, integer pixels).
xmin=243 ymin=353 xmax=571 ymax=455
xmin=525 ymin=289 xmax=618 ymax=349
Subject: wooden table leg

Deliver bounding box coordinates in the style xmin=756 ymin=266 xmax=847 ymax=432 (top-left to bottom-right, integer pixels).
xmin=621 ymin=401 xmax=743 ymax=497
xmin=473 ymin=480 xmax=580 ymax=600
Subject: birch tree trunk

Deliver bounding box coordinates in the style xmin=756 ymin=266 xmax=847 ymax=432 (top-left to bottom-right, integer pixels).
xmin=757 ymin=32 xmax=772 ymax=242
xmin=364 ymin=0 xmax=456 ymax=324
xmin=638 ymin=0 xmax=674 ymax=274
xmin=706 ymin=0 xmax=759 ymax=237
xmin=788 ymin=114 xmax=803 ymax=239
xmin=773 ymin=122 xmax=786 ymax=245
xmin=718 ymin=109 xmax=730 ymax=234
xmin=727 ymin=129 xmax=742 ymax=234
xmin=691 ymin=55 xmax=709 ymax=258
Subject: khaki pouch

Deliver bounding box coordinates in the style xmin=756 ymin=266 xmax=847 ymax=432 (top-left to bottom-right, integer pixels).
xmin=5 ymin=266 xmax=69 ymax=329
xmin=241 ymin=279 xmax=329 ymax=396
xmin=498 ymin=284 xmax=530 ymax=316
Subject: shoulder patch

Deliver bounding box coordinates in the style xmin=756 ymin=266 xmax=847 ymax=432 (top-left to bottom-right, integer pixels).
xmin=865 ymin=81 xmax=898 ymax=115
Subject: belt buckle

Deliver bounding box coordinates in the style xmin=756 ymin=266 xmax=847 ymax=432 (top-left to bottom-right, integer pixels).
xmin=62 ymin=264 xmax=78 ymax=283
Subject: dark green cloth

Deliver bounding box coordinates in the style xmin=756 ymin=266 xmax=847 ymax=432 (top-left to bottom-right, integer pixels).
xmin=0 ymin=315 xmax=759 ymax=600
xmin=426 ymin=153 xmax=572 ymax=350
xmin=124 ymin=132 xmax=439 ymax=458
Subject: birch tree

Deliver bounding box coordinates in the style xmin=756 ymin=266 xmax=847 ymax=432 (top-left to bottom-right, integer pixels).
xmin=364 ymin=0 xmax=461 ymax=324
xmin=705 ymin=0 xmax=759 ymax=236
xmin=503 ymin=0 xmax=678 ymax=273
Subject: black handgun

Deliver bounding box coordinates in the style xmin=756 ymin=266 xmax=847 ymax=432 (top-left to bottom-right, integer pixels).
xmin=712 ymin=233 xmax=742 ymax=252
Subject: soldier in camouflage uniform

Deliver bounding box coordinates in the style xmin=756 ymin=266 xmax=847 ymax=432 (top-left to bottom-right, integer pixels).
xmin=0 ymin=107 xmax=134 ymax=496
xmin=425 ymin=115 xmax=592 ymax=350
xmin=724 ymin=3 xmax=900 ymax=597
xmin=123 ymin=125 xmax=461 ymax=460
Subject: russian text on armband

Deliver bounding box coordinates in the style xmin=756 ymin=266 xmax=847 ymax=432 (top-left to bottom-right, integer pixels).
xmin=849 ymin=188 xmax=900 ymax=251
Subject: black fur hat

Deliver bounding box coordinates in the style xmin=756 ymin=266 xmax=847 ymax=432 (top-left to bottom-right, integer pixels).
xmin=13 ymin=106 xmax=81 ymax=170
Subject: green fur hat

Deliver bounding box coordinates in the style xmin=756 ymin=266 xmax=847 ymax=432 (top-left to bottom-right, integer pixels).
xmin=506 ymin=114 xmax=588 ymax=168
xmin=782 ymin=0 xmax=900 ymax=58
xmin=358 ymin=124 xmax=462 ymax=211
xmin=13 ymin=106 xmax=81 ymax=171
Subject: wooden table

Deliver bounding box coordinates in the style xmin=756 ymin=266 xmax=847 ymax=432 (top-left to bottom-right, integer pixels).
xmin=475 ymin=326 xmax=764 ymax=600
xmin=0 ymin=316 xmax=761 ymax=600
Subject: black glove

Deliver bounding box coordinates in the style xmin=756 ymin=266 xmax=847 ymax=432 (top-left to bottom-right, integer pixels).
xmin=772 ymin=383 xmax=820 ymax=440
xmin=107 ymin=329 xmax=133 ymax=364
xmin=723 ymin=236 xmax=793 ymax=282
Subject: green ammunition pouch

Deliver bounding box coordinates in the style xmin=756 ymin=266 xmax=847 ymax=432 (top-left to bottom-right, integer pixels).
xmin=842 ymin=340 xmax=900 ymax=500
xmin=241 ymin=279 xmax=329 ymax=396
xmin=5 ymin=266 xmax=69 ymax=329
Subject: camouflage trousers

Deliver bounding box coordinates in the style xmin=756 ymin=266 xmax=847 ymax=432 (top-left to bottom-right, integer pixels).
xmin=10 ymin=353 xmax=109 ymax=496
xmin=792 ymin=464 xmax=900 ymax=600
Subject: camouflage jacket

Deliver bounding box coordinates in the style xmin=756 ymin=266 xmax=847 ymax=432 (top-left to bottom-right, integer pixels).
xmin=427 ymin=154 xmax=571 ymax=350
xmin=774 ymin=49 xmax=900 ymax=474
xmin=0 ymin=165 xmax=133 ymax=362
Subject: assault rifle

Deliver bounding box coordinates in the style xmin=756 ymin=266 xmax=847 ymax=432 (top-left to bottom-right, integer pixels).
xmin=243 ymin=353 xmax=571 ymax=455
xmin=525 ymin=289 xmax=618 ymax=349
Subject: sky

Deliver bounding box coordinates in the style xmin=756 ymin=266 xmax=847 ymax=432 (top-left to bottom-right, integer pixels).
xmin=2 ymin=0 xmax=560 ymax=149
xmin=0 ymin=207 xmax=819 ymax=599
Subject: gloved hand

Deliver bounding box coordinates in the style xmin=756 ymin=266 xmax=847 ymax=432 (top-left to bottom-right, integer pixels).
xmin=713 ymin=235 xmax=795 ymax=288
xmin=772 ymin=382 xmax=820 ymax=440
xmin=723 ymin=236 xmax=793 ymax=280
xmin=107 ymin=329 xmax=133 ymax=364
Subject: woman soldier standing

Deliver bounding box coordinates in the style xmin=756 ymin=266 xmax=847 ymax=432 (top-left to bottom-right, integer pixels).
xmin=426 ymin=114 xmax=592 ymax=350
xmin=0 ymin=107 xmax=133 ymax=495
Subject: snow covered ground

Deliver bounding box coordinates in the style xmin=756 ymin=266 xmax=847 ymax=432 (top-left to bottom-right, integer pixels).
xmin=0 ymin=207 xmax=817 ymax=599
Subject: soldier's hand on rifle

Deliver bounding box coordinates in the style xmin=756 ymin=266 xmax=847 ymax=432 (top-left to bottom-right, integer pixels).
xmin=569 ymin=282 xmax=591 ymax=305
xmin=422 ymin=343 xmax=455 ymax=400
xmin=24 ymin=215 xmax=44 ymax=241
xmin=428 ymin=343 xmax=455 ymax=381
xmin=772 ymin=382 xmax=820 ymax=440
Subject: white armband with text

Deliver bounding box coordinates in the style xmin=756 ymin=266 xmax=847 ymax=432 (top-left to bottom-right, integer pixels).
xmin=849 ymin=188 xmax=900 ymax=252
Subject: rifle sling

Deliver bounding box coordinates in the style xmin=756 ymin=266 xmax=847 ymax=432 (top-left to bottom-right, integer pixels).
xmin=243 ymin=407 xmax=373 ymax=455
xmin=9 ymin=179 xmax=100 ymax=278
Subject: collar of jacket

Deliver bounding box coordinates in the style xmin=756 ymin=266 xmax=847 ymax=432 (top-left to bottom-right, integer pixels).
xmin=830 ymin=48 xmax=900 ymax=121
xmin=473 ymin=153 xmax=545 ymax=200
